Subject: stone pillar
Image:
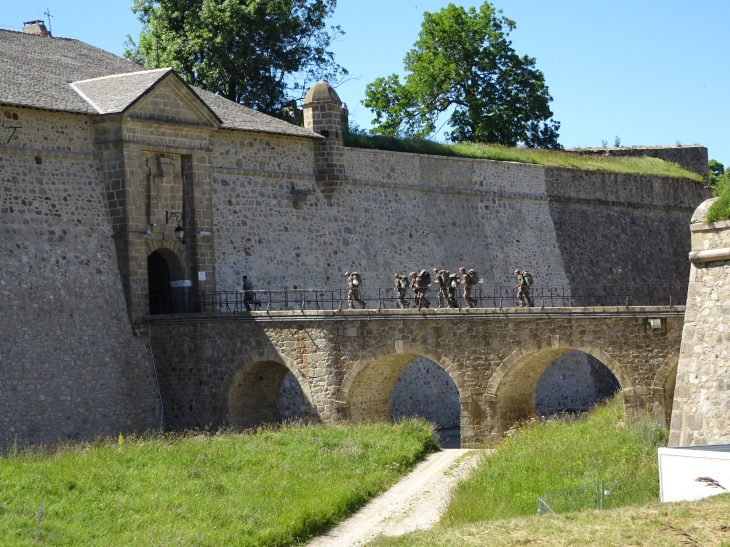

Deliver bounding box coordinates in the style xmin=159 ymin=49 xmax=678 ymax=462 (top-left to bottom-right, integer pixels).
xmin=302 ymin=80 xmax=346 ymax=203
xmin=670 ymin=197 xmax=730 ymax=446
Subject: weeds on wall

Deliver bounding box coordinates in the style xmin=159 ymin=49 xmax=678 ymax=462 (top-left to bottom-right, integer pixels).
xmin=343 ymin=133 xmax=703 ymax=181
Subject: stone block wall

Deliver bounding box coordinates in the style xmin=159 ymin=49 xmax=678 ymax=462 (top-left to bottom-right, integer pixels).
xmin=0 ymin=107 xmax=160 ymax=448
xmin=210 ymin=144 xmax=708 ymax=295
xmin=670 ymin=198 xmax=730 ymax=446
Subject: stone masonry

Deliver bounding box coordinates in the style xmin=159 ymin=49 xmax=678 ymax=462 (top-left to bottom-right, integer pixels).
xmin=670 ymin=198 xmax=730 ymax=446
xmin=148 ymin=306 xmax=683 ymax=447
xmin=0 ymin=28 xmax=711 ymax=448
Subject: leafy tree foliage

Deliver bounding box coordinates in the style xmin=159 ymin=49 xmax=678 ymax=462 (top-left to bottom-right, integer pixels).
xmin=124 ymin=0 xmax=347 ymax=115
xmin=362 ymin=2 xmax=561 ymax=148
xmin=709 ymin=159 xmax=730 ymax=195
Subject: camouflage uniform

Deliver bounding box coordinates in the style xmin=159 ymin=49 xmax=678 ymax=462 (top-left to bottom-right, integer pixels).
xmin=345 ymin=272 xmax=366 ymax=309
xmin=411 ymin=272 xmax=430 ymax=310
xmin=460 ymin=268 xmax=477 ymax=308
xmin=515 ymin=270 xmax=534 ymax=307
xmin=447 ymin=274 xmax=459 ymax=308
xmin=433 ymin=270 xmax=448 ymax=308
xmin=394 ymin=275 xmax=410 ymax=309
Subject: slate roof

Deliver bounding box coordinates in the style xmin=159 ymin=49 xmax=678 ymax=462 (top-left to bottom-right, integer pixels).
xmin=70 ymin=68 xmax=174 ymax=114
xmin=0 ymin=29 xmax=319 ymax=139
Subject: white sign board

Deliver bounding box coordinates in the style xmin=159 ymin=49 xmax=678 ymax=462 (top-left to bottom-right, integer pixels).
xmin=198 ymin=271 xmax=207 ymax=281
xmin=659 ymin=445 xmax=730 ymax=502
xmin=169 ymin=280 xmax=192 ymax=288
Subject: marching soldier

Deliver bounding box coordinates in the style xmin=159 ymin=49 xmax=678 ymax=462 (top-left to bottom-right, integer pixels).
xmin=433 ymin=268 xmax=449 ymax=308
xmin=459 ymin=267 xmax=477 ymax=308
xmin=393 ymin=273 xmax=410 ymax=309
xmin=410 ymin=271 xmax=430 ymax=310
xmin=344 ymin=271 xmax=366 ymax=309
xmin=514 ymin=269 xmax=534 ymax=307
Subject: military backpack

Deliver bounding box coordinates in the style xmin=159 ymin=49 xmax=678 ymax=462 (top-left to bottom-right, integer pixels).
xmin=466 ymin=269 xmax=479 ymax=285
xmin=448 ymin=273 xmax=459 ymax=288
xmin=418 ymin=270 xmax=432 ymax=286
xmin=521 ymin=271 xmax=534 ymax=286
xmin=350 ymin=271 xmax=363 ymax=287
xmin=398 ymin=276 xmax=410 ymax=290
xmin=436 ymin=270 xmax=449 ymax=286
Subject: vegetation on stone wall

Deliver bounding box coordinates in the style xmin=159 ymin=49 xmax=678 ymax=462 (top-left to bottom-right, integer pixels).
xmin=0 ymin=420 xmax=437 ymax=546
xmin=344 ymin=132 xmax=704 ymax=180
xmin=706 ymin=159 xmax=730 ymax=222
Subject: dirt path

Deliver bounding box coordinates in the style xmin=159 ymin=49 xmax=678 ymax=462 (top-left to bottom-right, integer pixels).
xmin=307 ymin=449 xmax=481 ymax=547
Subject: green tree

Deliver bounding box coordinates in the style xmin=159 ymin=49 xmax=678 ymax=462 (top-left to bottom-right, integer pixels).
xmin=124 ymin=0 xmax=347 ymax=115
xmin=362 ymin=2 xmax=560 ymax=148
xmin=709 ymin=159 xmax=729 ymax=195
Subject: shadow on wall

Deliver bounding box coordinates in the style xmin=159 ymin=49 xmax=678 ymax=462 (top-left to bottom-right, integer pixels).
xmin=535 ymin=350 xmax=621 ymax=417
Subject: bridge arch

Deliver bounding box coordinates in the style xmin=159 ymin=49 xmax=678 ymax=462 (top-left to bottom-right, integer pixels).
xmin=224 ymin=349 xmax=315 ymax=429
xmin=338 ymin=341 xmax=466 ymax=426
xmin=487 ymin=337 xmax=631 ymax=434
xmin=652 ymin=355 xmax=679 ymax=427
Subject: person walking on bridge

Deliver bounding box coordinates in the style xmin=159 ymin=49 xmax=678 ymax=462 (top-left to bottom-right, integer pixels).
xmin=459 ymin=267 xmax=478 ymax=308
xmin=394 ymin=273 xmax=410 ymax=309
xmin=433 ymin=268 xmax=449 ymax=308
xmin=410 ymin=271 xmax=430 ymax=310
xmin=514 ymin=269 xmax=534 ymax=307
xmin=344 ymin=272 xmax=366 ymax=309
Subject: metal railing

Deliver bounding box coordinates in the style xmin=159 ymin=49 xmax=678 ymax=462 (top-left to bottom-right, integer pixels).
xmin=149 ymin=283 xmax=687 ymax=315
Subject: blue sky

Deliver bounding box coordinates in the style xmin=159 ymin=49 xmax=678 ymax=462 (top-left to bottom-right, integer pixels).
xmin=2 ymin=1 xmax=728 ymax=165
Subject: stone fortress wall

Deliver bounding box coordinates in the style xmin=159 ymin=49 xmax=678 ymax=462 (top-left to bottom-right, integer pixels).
xmin=0 ymin=107 xmax=161 ymax=447
xmin=0 ymin=78 xmax=711 ymax=447
xmin=670 ymin=198 xmax=730 ymax=446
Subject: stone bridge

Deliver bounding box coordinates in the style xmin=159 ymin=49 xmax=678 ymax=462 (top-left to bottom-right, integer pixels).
xmin=147 ymin=306 xmax=684 ymax=447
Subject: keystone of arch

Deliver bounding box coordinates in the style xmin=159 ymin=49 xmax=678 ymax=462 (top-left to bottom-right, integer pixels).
xmin=337 ymin=340 xmax=468 ymax=407
xmin=485 ymin=336 xmax=633 ymax=401
xmin=222 ymin=348 xmax=315 ymax=412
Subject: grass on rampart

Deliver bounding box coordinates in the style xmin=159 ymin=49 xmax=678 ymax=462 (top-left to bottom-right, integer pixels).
xmin=343 ymin=134 xmax=704 ymax=181
xmin=706 ymin=175 xmax=730 ymax=223
xmin=0 ymin=420 xmax=438 ymax=547
xmin=368 ymin=394 xmax=670 ymax=546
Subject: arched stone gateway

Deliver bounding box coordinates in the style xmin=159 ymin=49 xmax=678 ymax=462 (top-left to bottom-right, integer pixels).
xmin=147 ymin=247 xmax=187 ymax=315
xmin=338 ymin=342 xmax=469 ymax=445
xmin=486 ymin=338 xmax=631 ymax=436
xmin=535 ymin=350 xmax=621 ymax=416
xmin=225 ymin=352 xmax=315 ymax=430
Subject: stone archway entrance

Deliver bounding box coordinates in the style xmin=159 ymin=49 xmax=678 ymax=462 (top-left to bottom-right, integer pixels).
xmin=148 ymin=248 xmax=187 ymax=315
xmin=228 ymin=361 xmax=308 ymax=429
xmin=341 ymin=350 xmax=464 ymax=447
xmin=535 ymin=350 xmax=621 ymax=417
xmin=148 ymin=251 xmax=171 ymax=315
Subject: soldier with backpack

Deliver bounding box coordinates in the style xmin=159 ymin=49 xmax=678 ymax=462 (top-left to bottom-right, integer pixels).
xmin=410 ymin=270 xmax=431 ymax=310
xmin=393 ymin=273 xmax=410 ymax=309
xmin=447 ymin=273 xmax=459 ymax=308
xmin=433 ymin=268 xmax=450 ymax=308
xmin=458 ymin=267 xmax=478 ymax=308
xmin=344 ymin=271 xmax=366 ymax=309
xmin=514 ymin=269 xmax=534 ymax=307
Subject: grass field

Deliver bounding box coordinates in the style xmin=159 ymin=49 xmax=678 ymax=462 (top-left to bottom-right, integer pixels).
xmin=0 ymin=420 xmax=438 ymax=547
xmin=366 ymin=494 xmax=730 ymax=547
xmin=343 ymin=134 xmax=705 ymax=181
xmin=368 ymin=394 xmax=674 ymax=546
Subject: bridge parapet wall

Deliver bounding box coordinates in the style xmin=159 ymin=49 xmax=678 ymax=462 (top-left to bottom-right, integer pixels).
xmin=149 ymin=306 xmax=683 ymax=447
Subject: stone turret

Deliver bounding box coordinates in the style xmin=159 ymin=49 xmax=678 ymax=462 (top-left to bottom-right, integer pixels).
xmin=302 ymin=81 xmax=346 ymax=203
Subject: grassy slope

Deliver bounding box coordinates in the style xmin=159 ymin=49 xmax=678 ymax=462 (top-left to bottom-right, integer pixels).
xmin=344 ymin=134 xmax=705 ymax=182
xmin=367 ymin=494 xmax=730 ymax=547
xmin=0 ymin=420 xmax=438 ymax=547
xmin=368 ymin=394 xmax=672 ymax=546
xmin=443 ymin=395 xmax=666 ymax=524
